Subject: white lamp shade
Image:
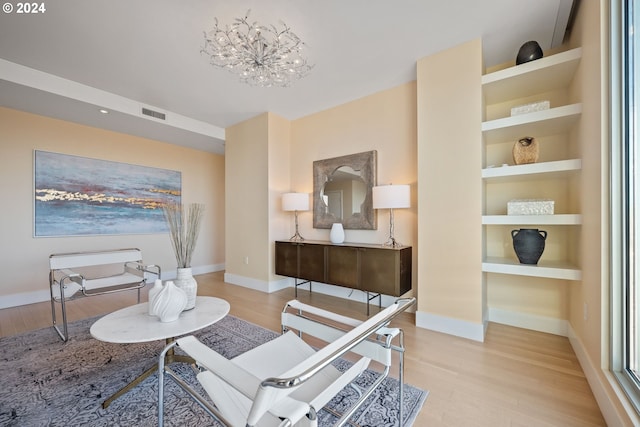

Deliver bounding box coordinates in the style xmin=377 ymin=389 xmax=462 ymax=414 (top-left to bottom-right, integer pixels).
xmin=282 ymin=192 xmax=309 ymax=211
xmin=372 ymin=185 xmax=410 ymax=209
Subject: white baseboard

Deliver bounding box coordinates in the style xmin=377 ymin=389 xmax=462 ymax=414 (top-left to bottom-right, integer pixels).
xmin=0 ymin=263 xmax=225 ymax=309
xmin=567 ymin=324 xmax=640 ymax=427
xmin=223 ymin=273 xmax=290 ymax=293
xmin=0 ymin=289 xmax=51 ymax=309
xmin=222 ymin=275 xmax=404 ymax=310
xmin=415 ymin=310 xmax=486 ymax=342
xmin=488 ymin=307 xmax=569 ymax=336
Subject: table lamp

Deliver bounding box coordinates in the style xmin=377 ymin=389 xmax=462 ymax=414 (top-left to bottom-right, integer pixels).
xmin=282 ymin=192 xmax=309 ymax=241
xmin=372 ymin=184 xmax=410 ymax=247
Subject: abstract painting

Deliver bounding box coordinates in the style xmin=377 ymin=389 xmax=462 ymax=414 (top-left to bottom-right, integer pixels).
xmin=34 ymin=150 xmax=181 ymax=237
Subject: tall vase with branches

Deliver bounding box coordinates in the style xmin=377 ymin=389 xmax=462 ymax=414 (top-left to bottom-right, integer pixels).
xmin=163 ymin=202 xmax=205 ymax=310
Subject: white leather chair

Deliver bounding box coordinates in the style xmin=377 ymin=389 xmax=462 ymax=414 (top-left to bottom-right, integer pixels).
xmin=158 ymin=297 xmax=415 ymax=427
xmin=49 ymin=248 xmax=161 ymax=341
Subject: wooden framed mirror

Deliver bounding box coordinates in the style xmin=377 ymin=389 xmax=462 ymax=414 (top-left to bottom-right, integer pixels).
xmin=313 ymin=150 xmax=377 ymax=229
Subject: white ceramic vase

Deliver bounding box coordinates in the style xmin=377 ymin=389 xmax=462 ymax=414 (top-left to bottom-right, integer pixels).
xmin=330 ymin=223 xmax=345 ymax=244
xmin=150 ymin=280 xmax=187 ymax=322
xmin=174 ymin=267 xmax=197 ymax=310
xmin=148 ymin=279 xmax=163 ymax=315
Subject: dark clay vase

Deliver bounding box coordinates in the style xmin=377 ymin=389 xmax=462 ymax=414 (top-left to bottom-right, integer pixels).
xmin=516 ymin=41 xmax=543 ymax=65
xmin=511 ymin=229 xmax=547 ymax=264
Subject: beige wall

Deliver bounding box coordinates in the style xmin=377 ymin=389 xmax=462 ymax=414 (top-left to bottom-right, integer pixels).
xmin=224 ymin=114 xmax=270 ymax=282
xmin=224 ymin=112 xmax=293 ymax=287
xmin=290 ymin=83 xmax=418 ymax=292
xmin=224 ymin=84 xmax=417 ymax=299
xmin=290 ymin=83 xmax=417 ymax=247
xmin=416 ymin=39 xmax=485 ymax=338
xmin=567 ymin=0 xmax=603 ymax=358
xmin=267 ymin=113 xmax=294 ymax=280
xmin=0 ymin=107 xmax=225 ymax=306
xmin=565 ymin=1 xmax=639 ymax=425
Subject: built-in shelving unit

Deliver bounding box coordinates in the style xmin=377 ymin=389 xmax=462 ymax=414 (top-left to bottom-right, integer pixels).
xmin=481 ymin=47 xmax=582 ymax=281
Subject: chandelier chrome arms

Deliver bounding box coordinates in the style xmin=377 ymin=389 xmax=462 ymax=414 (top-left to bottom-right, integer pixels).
xmin=202 ymin=10 xmax=313 ymax=87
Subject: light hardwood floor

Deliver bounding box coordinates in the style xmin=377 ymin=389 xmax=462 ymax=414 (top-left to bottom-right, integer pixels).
xmin=0 ymin=271 xmax=606 ymax=426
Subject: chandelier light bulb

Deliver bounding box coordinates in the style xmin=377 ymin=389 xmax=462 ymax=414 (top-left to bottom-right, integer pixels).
xmin=202 ymin=9 xmax=313 ymax=87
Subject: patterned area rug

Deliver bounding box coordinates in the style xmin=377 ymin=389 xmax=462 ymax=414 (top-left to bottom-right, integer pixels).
xmin=0 ymin=315 xmax=427 ymax=426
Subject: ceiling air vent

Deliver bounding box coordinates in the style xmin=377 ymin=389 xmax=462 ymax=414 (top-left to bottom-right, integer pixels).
xmin=141 ymin=107 xmax=166 ymax=120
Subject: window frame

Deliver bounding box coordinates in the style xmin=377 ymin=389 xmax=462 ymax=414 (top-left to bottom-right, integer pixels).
xmin=612 ymin=0 xmax=640 ymax=413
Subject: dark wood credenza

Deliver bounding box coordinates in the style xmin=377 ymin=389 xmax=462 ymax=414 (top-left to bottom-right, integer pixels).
xmin=275 ymin=240 xmax=411 ymax=312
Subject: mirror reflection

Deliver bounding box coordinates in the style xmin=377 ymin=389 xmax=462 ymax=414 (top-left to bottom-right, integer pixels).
xmin=321 ymin=166 xmax=366 ymax=221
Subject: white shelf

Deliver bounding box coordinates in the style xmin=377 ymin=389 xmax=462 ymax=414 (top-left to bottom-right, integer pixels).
xmin=482 ymin=159 xmax=582 ymax=181
xmin=482 ymin=47 xmax=582 ymax=104
xmin=482 ymin=103 xmax=582 ymax=144
xmin=482 ymin=214 xmax=582 ymax=225
xmin=482 ymin=257 xmax=582 ymax=280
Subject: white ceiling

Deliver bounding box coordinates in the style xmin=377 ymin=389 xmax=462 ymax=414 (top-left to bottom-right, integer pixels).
xmin=0 ymin=0 xmax=575 ymax=154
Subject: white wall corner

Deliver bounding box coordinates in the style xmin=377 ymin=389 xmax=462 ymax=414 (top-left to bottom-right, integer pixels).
xmin=567 ymin=324 xmax=640 ymax=427
xmin=223 ymin=273 xmax=270 ymax=292
xmin=224 ymin=273 xmax=290 ymax=293
xmin=488 ymin=307 xmax=569 ymax=337
xmin=415 ymin=310 xmax=485 ymax=342
xmin=268 ymin=277 xmax=292 ymax=293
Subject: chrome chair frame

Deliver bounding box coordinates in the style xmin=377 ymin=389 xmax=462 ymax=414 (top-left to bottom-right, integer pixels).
xmin=158 ymin=297 xmax=414 ymax=427
xmin=281 ymin=299 xmax=408 ymax=425
xmin=49 ymin=248 xmax=161 ymax=341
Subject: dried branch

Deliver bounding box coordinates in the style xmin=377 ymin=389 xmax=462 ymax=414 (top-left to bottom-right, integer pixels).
xmin=162 ymin=203 xmax=205 ymax=268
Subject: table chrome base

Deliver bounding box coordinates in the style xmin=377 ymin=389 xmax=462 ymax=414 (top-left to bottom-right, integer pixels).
xmin=102 ymin=338 xmax=193 ymax=409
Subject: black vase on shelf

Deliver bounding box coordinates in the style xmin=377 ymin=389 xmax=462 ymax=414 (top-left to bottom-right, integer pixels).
xmin=511 ymin=229 xmax=547 ymax=264
xmin=516 ymin=41 xmax=543 ymax=65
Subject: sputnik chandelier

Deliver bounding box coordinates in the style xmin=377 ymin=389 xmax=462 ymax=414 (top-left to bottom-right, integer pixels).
xmin=201 ymin=10 xmax=313 ymax=87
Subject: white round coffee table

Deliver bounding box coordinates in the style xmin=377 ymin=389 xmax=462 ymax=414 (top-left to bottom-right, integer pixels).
xmin=91 ymin=296 xmax=230 ymax=343
xmin=90 ymin=296 xmax=230 ymax=408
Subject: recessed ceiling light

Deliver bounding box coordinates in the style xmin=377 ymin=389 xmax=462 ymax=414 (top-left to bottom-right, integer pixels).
xmin=99 ymin=108 xmax=109 ymax=114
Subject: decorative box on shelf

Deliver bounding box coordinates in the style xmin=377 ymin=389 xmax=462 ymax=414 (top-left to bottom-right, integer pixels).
xmin=507 ymin=199 xmax=555 ymax=215
xmin=510 ymin=100 xmax=550 ymax=116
